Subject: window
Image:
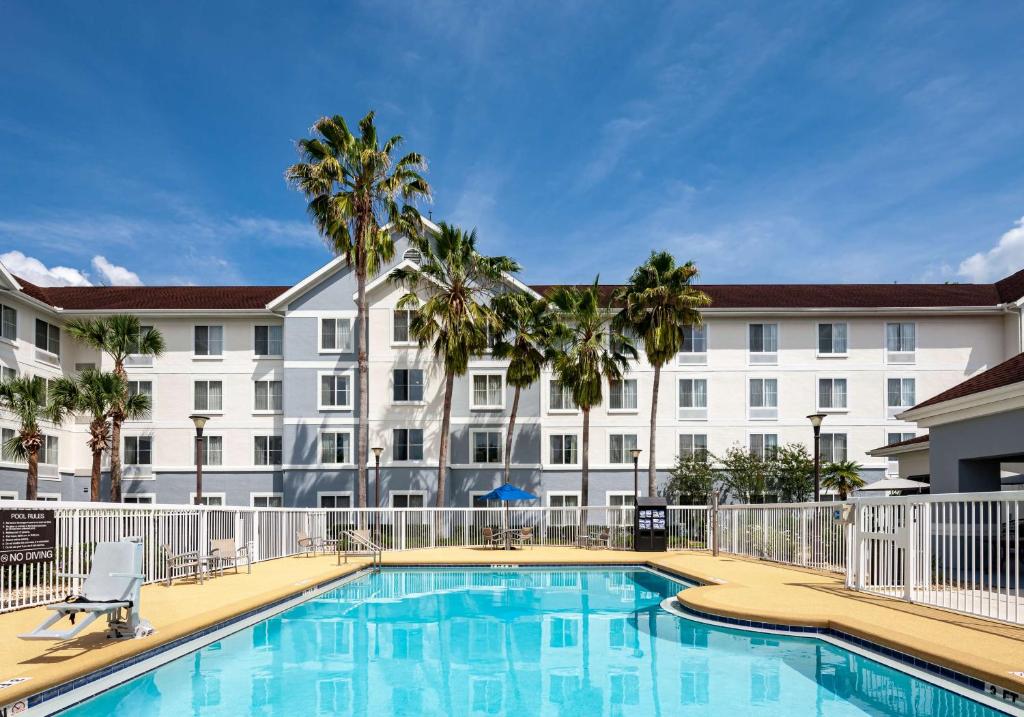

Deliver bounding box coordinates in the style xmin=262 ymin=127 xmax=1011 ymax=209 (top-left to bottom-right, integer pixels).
xmin=391 ymin=492 xmax=425 ymax=509
xmin=1 ymin=428 xmax=20 ymax=462
xmin=127 ymin=380 xmax=153 ymax=419
xmin=887 ymin=432 xmax=916 ymax=445
xmin=609 ymin=434 xmax=638 ymax=463
xmin=748 ymin=378 xmax=778 ymax=419
xmin=818 ymin=378 xmax=848 ymax=410
xmin=678 ymin=378 xmax=708 ymax=419
xmin=35 ymin=319 xmax=60 ymax=355
xmin=319 ymin=493 xmax=352 ymax=509
xmin=749 ymin=433 xmax=778 ymax=459
xmin=254 ymin=380 xmax=282 ymax=412
xmin=251 ymin=493 xmax=283 ymax=508
xmin=320 ymin=317 xmax=353 ymax=352
xmin=748 ymin=323 xmax=778 ymax=363
xmin=608 ymin=379 xmax=638 ymax=411
xmin=0 ymin=303 xmax=16 ymax=341
xmin=550 ymin=435 xmax=578 ymax=465
xmin=200 ymin=436 xmax=223 ymax=466
xmin=254 ymin=436 xmax=282 ymax=466
xmin=887 ymin=378 xmax=916 ymax=417
xmin=678 ymin=434 xmax=708 ymax=460
xmin=393 ymin=369 xmax=424 ymax=402
xmin=254 ymin=325 xmax=282 ymax=356
xmin=123 ymin=494 xmax=154 ymax=504
xmin=320 ymin=431 xmax=352 ymax=464
xmin=124 ymin=436 xmax=152 ymax=466
xmin=607 ymin=492 xmax=633 ymax=508
xmin=393 ymin=429 xmax=424 ymax=461
xmin=818 ymin=323 xmax=848 ymax=355
xmin=820 ymin=433 xmax=848 ymax=463
xmin=1 ymin=365 xmax=15 ymax=382
xmin=393 ymin=309 xmax=413 ymax=344
xmin=41 ymin=435 xmax=58 ymax=465
xmin=320 ymin=373 xmax=352 ymax=410
xmin=471 ymin=374 xmax=504 ymax=409
xmin=548 ymin=493 xmax=580 ymax=526
xmin=678 ymin=324 xmax=707 ymax=364
xmin=194 ymin=381 xmax=223 ymax=412
xmin=194 ymin=325 xmax=224 ymax=356
xmin=549 ymin=380 xmax=576 ymax=411
xmin=192 ymin=493 xmax=224 ymax=506
xmin=472 ymin=431 xmax=502 ymax=463
xmin=886 ymin=322 xmax=916 ymax=363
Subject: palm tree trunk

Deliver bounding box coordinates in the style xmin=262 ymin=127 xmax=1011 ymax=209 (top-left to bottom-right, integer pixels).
xmin=90 ymin=449 xmax=102 ymax=501
xmin=437 ymin=371 xmax=455 ymax=507
xmin=109 ymin=416 xmax=123 ymax=502
xmin=648 ymin=362 xmax=661 ymax=496
xmin=356 ymin=257 xmax=370 ymax=508
xmin=27 ymin=448 xmax=38 ymax=500
xmin=503 ymin=386 xmax=521 ymax=485
xmin=580 ymin=407 xmax=590 ymax=531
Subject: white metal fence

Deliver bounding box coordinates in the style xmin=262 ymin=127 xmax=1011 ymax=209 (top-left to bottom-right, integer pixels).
xmin=715 ymin=501 xmax=849 ymax=573
xmin=0 ymin=501 xmax=710 ymax=613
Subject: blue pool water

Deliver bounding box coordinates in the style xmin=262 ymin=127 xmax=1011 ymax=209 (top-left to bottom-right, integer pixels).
xmin=58 ymin=567 xmax=1004 ymax=716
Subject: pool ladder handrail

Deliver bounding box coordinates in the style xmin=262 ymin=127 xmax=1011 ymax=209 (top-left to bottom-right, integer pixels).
xmin=338 ymin=528 xmax=383 ymax=568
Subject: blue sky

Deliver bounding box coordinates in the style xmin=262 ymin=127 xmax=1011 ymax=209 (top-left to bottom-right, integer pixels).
xmin=1 ymin=1 xmax=1023 ymax=288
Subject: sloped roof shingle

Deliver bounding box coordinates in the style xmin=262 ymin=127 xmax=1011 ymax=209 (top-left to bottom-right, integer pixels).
xmin=912 ymin=353 xmax=1024 ymax=411
xmin=15 ymin=277 xmax=287 ymax=311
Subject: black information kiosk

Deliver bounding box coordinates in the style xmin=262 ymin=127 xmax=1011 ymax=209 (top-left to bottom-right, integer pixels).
xmin=634 ymin=497 xmax=668 ymax=552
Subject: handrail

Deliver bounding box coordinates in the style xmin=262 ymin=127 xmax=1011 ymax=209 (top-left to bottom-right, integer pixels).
xmin=338 ymin=529 xmax=382 ymax=567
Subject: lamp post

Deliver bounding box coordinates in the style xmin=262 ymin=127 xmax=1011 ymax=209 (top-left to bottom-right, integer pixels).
xmin=630 ymin=448 xmax=643 ymax=505
xmin=372 ymin=446 xmax=383 ymax=508
xmin=807 ymin=413 xmax=826 ymax=502
xmin=189 ymin=415 xmax=209 ymax=505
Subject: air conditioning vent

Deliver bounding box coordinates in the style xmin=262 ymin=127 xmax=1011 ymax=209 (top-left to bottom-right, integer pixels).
xmin=749 ymin=407 xmax=779 ymax=421
xmin=677 ymin=353 xmax=707 ymax=365
xmin=887 ymin=351 xmax=915 ymax=364
xmin=403 ymin=248 xmax=422 ymax=264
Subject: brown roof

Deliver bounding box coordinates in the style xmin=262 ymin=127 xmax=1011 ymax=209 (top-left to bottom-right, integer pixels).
xmin=996 ymin=268 xmax=1024 ymax=304
xmin=530 ymin=282 xmax=1004 ymax=309
xmin=15 ymin=277 xmax=287 ymax=311
xmin=885 ymin=434 xmax=929 ymax=449
xmin=912 ymin=353 xmax=1024 ymax=411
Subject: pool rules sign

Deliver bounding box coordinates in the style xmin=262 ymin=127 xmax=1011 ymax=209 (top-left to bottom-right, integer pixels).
xmin=0 ymin=508 xmax=56 ymax=565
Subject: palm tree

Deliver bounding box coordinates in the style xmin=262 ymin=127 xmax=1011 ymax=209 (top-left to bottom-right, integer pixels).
xmin=287 ymin=111 xmax=430 ymax=507
xmin=64 ymin=315 xmax=165 ymax=501
xmin=547 ymin=279 xmax=636 ymax=519
xmin=51 ymin=369 xmax=151 ymax=502
xmin=391 ymin=223 xmax=520 ymax=507
xmin=822 ymin=459 xmax=866 ymax=500
xmin=492 ymin=293 xmax=556 ymax=484
xmin=0 ymin=375 xmax=71 ymax=499
xmin=614 ymin=251 xmax=710 ymax=496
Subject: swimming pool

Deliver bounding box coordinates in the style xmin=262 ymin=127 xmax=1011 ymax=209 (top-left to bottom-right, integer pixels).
xmin=56 ymin=567 xmax=1006 ymax=716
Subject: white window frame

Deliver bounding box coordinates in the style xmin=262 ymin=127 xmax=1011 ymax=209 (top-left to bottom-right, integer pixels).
xmin=470 ymin=429 xmax=503 ymax=465
xmin=546 ymin=379 xmax=578 ymax=414
xmin=546 ymin=490 xmax=582 ymax=507
xmin=748 ymin=432 xmax=779 ymax=459
xmin=391 ymin=309 xmax=417 ymax=347
xmin=605 ymin=490 xmax=634 ymax=507
xmin=39 ymin=435 xmax=59 ymax=479
xmin=189 ymin=492 xmax=226 ymax=506
xmin=193 ymin=379 xmax=224 ymax=414
xmin=318 ymin=370 xmax=354 ymax=411
xmin=677 ymin=323 xmax=708 ymax=365
xmin=816 ymin=322 xmax=848 ymax=357
xmin=470 ymin=372 xmax=505 ymax=410
xmin=33 ymin=318 xmax=60 ymax=367
xmin=122 ymin=493 xmax=156 ymax=504
xmin=122 ymin=434 xmax=154 ymax=479
xmin=677 ymin=378 xmax=709 ymax=421
xmin=747 ymin=322 xmax=778 ymax=365
xmin=253 ymin=434 xmax=283 ymax=466
xmin=318 ymin=491 xmax=354 ymax=509
xmin=886 ymin=376 xmax=916 ymax=418
xmin=36 ymin=493 xmax=61 ymax=501
xmin=253 ymin=324 xmax=283 ymax=359
xmin=0 ymin=363 xmax=16 ymax=383
xmin=469 ymin=489 xmax=502 ymax=508
xmin=885 ymin=322 xmax=917 ymax=364
xmin=607 ymin=378 xmax=638 ymax=414
xmin=192 ymin=325 xmax=224 ymax=360
xmin=819 ymin=432 xmax=848 ymax=463
xmin=319 ymin=430 xmax=354 ymax=467
xmin=250 ymin=492 xmax=284 ymax=508
xmin=389 ymin=490 xmax=428 ymax=508
xmin=200 ymin=435 xmax=223 ymax=466
xmin=391 ymin=367 xmax=425 ymax=405
xmin=547 ymin=491 xmax=582 ymax=524
xmin=0 ymin=302 xmax=17 ymax=344
xmin=607 ymin=433 xmax=638 ymax=464
xmin=125 ymin=377 xmax=155 ymax=423
xmin=678 ymin=433 xmax=708 ymax=461
xmin=0 ymin=491 xmax=18 ymax=500
xmin=318 ymin=313 xmax=356 ymax=354
xmin=548 ymin=433 xmax=580 ymax=467
xmin=817 ymin=376 xmax=849 ymax=413
xmin=0 ymin=426 xmax=22 ymax=465
xmin=747 ymin=377 xmax=779 ymax=420
xmin=392 ymin=427 xmax=425 ymax=462
xmin=253 ymin=378 xmax=283 ymax=414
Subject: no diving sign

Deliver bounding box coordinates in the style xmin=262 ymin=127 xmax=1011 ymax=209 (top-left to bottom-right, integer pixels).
xmin=0 ymin=509 xmax=56 ymax=565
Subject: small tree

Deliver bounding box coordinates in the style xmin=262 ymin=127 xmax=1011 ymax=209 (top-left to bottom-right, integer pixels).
xmin=720 ymin=445 xmax=771 ymax=503
xmin=772 ymin=443 xmax=814 ymax=503
xmin=822 ymin=459 xmax=865 ymax=499
xmin=0 ymin=375 xmax=71 ymax=499
xmin=665 ymin=452 xmax=720 ymax=505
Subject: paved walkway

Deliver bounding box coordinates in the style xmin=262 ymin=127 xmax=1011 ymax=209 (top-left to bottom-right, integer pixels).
xmin=2 ymin=547 xmax=1024 ymax=709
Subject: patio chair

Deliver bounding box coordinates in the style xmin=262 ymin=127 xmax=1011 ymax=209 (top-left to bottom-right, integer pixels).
xmin=20 ymin=538 xmax=153 ymax=641
xmin=589 ymin=530 xmax=611 ymax=550
xmin=160 ymin=544 xmax=207 ymax=586
xmin=513 ymin=527 xmax=534 ymax=547
xmin=207 ymin=538 xmax=251 ymax=576
xmin=296 ymin=530 xmax=338 ymax=556
xmin=481 ymin=527 xmax=501 ymax=549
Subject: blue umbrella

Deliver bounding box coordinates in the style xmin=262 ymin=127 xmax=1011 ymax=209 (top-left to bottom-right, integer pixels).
xmin=476 ymin=483 xmax=537 ymax=549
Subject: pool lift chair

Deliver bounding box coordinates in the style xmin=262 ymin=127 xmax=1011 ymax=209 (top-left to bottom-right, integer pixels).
xmin=19 ymin=538 xmax=154 ymax=641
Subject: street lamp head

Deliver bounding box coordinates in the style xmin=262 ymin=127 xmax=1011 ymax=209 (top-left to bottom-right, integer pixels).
xmin=372 ymin=446 xmax=383 ymax=459
xmin=189 ymin=414 xmax=210 ymax=435
xmin=630 ymin=448 xmax=642 ymax=460
xmin=806 ymin=413 xmax=826 ymax=430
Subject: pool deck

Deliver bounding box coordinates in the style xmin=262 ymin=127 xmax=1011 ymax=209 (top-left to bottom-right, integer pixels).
xmin=3 ymin=547 xmax=1024 ymax=709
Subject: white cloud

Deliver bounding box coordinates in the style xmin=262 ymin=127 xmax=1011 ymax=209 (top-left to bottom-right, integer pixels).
xmin=0 ymin=250 xmax=92 ymax=287
xmin=91 ymin=256 xmax=143 ymax=286
xmin=958 ymin=217 xmax=1024 ymax=282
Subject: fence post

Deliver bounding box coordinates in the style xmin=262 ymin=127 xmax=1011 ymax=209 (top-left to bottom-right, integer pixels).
xmin=800 ymin=507 xmax=808 ymax=567
xmin=903 ymin=503 xmax=916 ymax=602
xmin=711 ymin=496 xmax=719 ymax=556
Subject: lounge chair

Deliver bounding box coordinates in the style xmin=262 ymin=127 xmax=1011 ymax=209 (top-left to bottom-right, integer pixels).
xmin=20 ymin=539 xmax=153 ymax=641
xmin=208 ymin=538 xmax=251 ymax=576
xmin=513 ymin=527 xmax=534 ymax=547
xmin=481 ymin=527 xmax=501 ymax=549
xmin=161 ymin=544 xmax=207 ymax=586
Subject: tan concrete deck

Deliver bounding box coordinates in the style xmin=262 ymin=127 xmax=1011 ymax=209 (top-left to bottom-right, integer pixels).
xmin=2 ymin=547 xmax=1024 ymax=708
